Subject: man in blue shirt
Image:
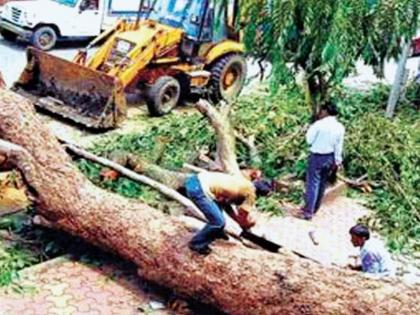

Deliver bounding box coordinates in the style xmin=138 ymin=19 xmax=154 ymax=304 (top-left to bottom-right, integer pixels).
xmin=349 ymin=224 xmax=395 ymax=277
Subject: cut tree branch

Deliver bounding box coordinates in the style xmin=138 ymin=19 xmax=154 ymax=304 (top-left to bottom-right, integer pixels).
xmin=235 ymin=131 xmax=262 ymax=167
xmin=195 ymin=99 xmax=241 ymax=175
xmin=337 ymin=174 xmax=368 ymax=187
xmin=64 ymin=143 xmax=243 ymax=239
xmin=183 ymin=163 xmax=207 ymax=173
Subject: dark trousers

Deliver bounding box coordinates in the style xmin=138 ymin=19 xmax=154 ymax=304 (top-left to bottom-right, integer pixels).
xmin=185 ymin=175 xmax=225 ymax=250
xmin=303 ymin=153 xmax=335 ymax=218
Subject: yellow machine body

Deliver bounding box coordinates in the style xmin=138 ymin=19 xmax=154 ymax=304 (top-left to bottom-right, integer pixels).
xmin=14 ymin=1 xmax=245 ymax=128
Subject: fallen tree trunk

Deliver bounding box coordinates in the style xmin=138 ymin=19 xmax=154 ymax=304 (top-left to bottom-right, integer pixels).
xmin=0 ymin=88 xmax=419 ymax=315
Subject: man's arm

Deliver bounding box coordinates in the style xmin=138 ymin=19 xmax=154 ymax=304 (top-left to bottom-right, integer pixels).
xmin=236 ymin=187 xmax=256 ymax=229
xmin=305 ymin=123 xmax=318 ymax=146
xmin=334 ymin=127 xmax=345 ymax=165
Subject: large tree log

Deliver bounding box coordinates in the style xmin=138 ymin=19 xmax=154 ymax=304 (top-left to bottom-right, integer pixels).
xmin=0 ymin=88 xmax=419 ymax=315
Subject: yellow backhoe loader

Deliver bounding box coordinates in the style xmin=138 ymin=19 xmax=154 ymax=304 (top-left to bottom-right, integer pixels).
xmin=13 ymin=0 xmax=246 ymax=129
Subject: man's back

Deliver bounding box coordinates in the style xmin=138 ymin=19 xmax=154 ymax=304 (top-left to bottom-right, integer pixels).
xmin=197 ymin=172 xmax=255 ymax=211
xmin=306 ymin=116 xmax=345 ymax=161
xmin=197 ymin=172 xmax=254 ymax=198
xmin=360 ymin=238 xmax=395 ymax=276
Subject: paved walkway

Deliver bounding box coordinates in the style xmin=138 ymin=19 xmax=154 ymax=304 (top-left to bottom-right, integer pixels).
xmin=0 ymin=256 xmax=171 ymax=315
xmin=253 ymin=195 xmax=370 ymax=267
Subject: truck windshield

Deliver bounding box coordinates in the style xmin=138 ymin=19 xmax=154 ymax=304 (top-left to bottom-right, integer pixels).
xmin=52 ymin=0 xmax=78 ymax=7
xmin=148 ymin=0 xmax=206 ymax=38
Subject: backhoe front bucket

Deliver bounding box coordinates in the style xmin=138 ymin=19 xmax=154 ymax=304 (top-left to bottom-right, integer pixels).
xmin=13 ymin=48 xmax=126 ymax=129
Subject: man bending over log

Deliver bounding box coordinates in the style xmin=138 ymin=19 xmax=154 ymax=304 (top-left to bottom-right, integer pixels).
xmin=185 ymin=170 xmax=273 ymax=255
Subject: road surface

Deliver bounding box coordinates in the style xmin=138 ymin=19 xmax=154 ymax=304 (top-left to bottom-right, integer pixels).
xmin=1 ymin=35 xmax=419 ymax=88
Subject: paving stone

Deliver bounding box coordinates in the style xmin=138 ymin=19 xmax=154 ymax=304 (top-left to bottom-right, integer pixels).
xmin=0 ymin=256 xmax=171 ymax=315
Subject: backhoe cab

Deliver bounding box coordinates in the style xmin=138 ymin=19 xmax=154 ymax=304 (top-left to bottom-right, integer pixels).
xmin=14 ymin=0 xmax=246 ymax=128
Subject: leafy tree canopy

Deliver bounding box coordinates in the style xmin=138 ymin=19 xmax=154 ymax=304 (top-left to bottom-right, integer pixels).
xmin=236 ymin=0 xmax=419 ymax=112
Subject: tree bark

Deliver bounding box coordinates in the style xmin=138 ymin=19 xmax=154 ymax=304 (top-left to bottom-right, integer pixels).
xmin=0 ymin=88 xmax=419 ymax=315
xmin=386 ymin=42 xmax=411 ymax=118
xmin=303 ymin=75 xmax=318 ymax=117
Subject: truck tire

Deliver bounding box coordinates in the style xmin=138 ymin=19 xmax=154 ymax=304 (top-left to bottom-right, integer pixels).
xmin=0 ymin=29 xmax=18 ymax=41
xmin=31 ymin=26 xmax=57 ymax=51
xmin=146 ymin=76 xmax=181 ymax=116
xmin=208 ymin=54 xmax=247 ymax=104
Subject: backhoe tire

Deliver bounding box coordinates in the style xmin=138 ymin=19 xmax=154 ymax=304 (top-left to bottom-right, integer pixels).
xmin=146 ymin=76 xmax=181 ymax=116
xmin=31 ymin=26 xmax=57 ymax=51
xmin=208 ymin=54 xmax=247 ymax=104
xmin=0 ymin=29 xmax=18 ymax=41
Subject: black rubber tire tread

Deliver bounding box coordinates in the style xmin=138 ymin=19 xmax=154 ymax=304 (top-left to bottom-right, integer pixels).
xmin=0 ymin=29 xmax=18 ymax=41
xmin=146 ymin=76 xmax=181 ymax=117
xmin=175 ymin=73 xmax=190 ymax=104
xmin=31 ymin=26 xmax=57 ymax=51
xmin=208 ymin=53 xmax=247 ymax=104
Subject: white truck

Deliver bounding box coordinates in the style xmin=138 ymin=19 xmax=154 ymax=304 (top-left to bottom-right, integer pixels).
xmin=0 ymin=0 xmax=143 ymax=50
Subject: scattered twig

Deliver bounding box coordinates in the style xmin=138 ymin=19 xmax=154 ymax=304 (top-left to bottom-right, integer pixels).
xmin=308 ymin=231 xmax=319 ymax=246
xmin=0 ymin=230 xmax=39 ymax=244
xmin=183 ymin=163 xmax=206 ymax=173
xmin=197 ymin=151 xmax=223 ymax=171
xmin=337 ymin=174 xmax=375 ymax=193
xmin=0 ymin=208 xmax=25 ymax=217
xmin=337 ymin=174 xmax=368 ymax=187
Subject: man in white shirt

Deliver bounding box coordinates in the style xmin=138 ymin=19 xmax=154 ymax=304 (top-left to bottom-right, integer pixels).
xmin=349 ymin=224 xmax=395 ymax=277
xmin=301 ymin=102 xmax=345 ymax=220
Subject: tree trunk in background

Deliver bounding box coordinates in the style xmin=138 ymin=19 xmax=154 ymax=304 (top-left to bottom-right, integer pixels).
xmin=303 ymin=75 xmax=319 ymax=117
xmin=0 ymin=88 xmax=419 ymax=315
xmin=386 ymin=42 xmax=411 ymax=118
